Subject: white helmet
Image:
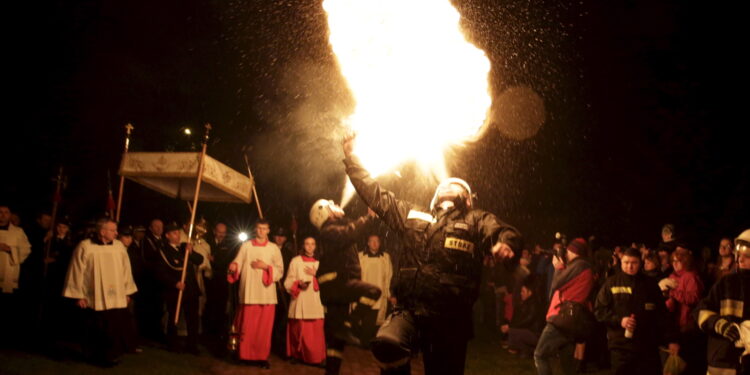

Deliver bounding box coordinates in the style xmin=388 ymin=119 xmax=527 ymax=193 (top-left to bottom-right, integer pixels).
xmin=309 ymin=199 xmax=344 ymax=230
xmin=736 ymin=229 xmax=750 ymax=257
xmin=429 ymin=177 xmax=472 ymax=211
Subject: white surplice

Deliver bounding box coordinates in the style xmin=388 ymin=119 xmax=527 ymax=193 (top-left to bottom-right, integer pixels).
xmin=231 ymin=240 xmax=283 ymax=305
xmin=63 ymin=238 xmax=137 ymax=311
xmin=0 ymin=224 xmax=32 ymax=293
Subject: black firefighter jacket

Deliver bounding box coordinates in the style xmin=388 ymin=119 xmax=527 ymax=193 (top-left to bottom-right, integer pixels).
xmin=344 ymin=155 xmax=523 ymax=320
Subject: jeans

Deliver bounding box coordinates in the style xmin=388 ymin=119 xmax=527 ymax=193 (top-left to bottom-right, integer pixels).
xmin=533 ymin=323 xmax=577 ymax=375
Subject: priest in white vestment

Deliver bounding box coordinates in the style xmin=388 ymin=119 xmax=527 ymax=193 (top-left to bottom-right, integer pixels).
xmin=351 ymin=234 xmax=392 ymax=345
xmin=63 ymin=218 xmax=137 ymax=365
xmin=0 ymin=204 xmax=32 ymax=344
xmin=0 ymin=205 xmax=32 ymax=294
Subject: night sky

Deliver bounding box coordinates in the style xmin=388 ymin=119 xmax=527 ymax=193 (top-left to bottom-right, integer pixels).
xmin=4 ymin=0 xmax=747 ymax=250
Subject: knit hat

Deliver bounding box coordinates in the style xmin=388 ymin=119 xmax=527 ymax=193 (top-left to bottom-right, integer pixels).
xmin=566 ymin=238 xmax=589 ymax=256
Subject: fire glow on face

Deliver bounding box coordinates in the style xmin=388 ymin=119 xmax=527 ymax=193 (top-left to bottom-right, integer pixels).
xmin=324 ymin=0 xmax=492 ymax=184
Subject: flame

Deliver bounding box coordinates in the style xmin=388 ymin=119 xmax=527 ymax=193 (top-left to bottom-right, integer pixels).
xmin=324 ymin=0 xmax=492 ymax=187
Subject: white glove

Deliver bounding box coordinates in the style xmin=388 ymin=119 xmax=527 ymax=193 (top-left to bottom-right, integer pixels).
xmin=658 ymin=278 xmax=677 ymax=291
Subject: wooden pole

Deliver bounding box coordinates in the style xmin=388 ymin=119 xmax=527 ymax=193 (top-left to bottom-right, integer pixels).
xmin=174 ymin=123 xmax=212 ymax=325
xmin=115 ymin=123 xmax=133 ymax=222
xmin=243 ymin=154 xmax=264 ymax=219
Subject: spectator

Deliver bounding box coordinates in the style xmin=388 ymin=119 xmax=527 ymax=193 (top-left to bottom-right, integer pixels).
xmin=534 ymin=238 xmax=594 ymax=375
xmin=659 ymin=248 xmax=705 ymax=374
xmin=595 ymin=247 xmax=679 ymax=374
xmin=506 ymin=278 xmax=545 ymax=358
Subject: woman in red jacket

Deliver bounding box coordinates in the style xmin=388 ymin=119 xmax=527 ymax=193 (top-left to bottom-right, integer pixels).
xmin=659 ymin=248 xmax=705 ymax=374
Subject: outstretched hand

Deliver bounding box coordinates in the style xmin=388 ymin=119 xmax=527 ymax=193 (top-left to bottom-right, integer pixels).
xmin=342 ymin=132 xmax=356 ymax=158
xmin=492 ymin=242 xmax=514 ymax=260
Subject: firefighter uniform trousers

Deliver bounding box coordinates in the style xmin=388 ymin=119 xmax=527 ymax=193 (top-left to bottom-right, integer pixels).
xmin=319 ymin=275 xmax=381 ymax=375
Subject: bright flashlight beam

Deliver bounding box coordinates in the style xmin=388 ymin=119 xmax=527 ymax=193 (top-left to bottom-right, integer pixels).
xmin=183 ymin=128 xmax=192 ymax=135
xmin=238 ymin=232 xmax=248 ymax=242
xmin=324 ymin=0 xmax=492 ymax=188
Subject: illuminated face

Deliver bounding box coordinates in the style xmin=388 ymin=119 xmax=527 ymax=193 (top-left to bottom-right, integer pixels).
xmin=38 ymin=214 xmax=52 ymax=230
xmin=303 ymin=237 xmax=316 ymax=256
xmin=737 ymin=241 xmax=750 ymax=269
xmin=719 ymin=239 xmax=733 ymax=257
xmin=621 ymin=255 xmax=641 ymax=276
xmin=119 ymin=235 xmax=133 ymax=247
xmin=520 ymin=286 xmax=532 ymax=301
xmin=0 ymin=207 xmax=10 ymax=225
xmin=56 ymin=223 xmax=70 ymax=237
xmin=99 ymin=222 xmax=118 ymax=243
xmin=150 ymin=219 xmax=164 ymax=237
xmin=643 ymin=258 xmax=658 ymax=271
xmin=367 ymin=235 xmax=381 ymax=253
xmin=436 ymin=183 xmax=468 ymax=208
xmin=672 ymin=257 xmax=683 ymax=272
xmin=214 ymin=223 xmax=227 ymax=243
xmin=255 ymin=223 xmax=270 ymax=241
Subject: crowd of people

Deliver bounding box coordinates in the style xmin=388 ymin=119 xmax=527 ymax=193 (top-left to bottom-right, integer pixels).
xmin=473 ymin=223 xmax=750 ymax=375
xmin=0 ymin=203 xmax=395 ymax=374
xmin=0 ymin=137 xmax=748 ymax=375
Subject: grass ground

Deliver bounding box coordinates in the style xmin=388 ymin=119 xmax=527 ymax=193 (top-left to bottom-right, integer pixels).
xmin=0 ymin=328 xmax=610 ymax=375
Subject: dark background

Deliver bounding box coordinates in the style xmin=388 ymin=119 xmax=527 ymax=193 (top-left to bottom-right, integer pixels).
xmin=3 ymin=0 xmax=746 ymax=250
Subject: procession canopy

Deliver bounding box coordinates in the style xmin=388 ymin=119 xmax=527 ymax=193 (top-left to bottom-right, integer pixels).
xmin=119 ymin=152 xmax=253 ymax=204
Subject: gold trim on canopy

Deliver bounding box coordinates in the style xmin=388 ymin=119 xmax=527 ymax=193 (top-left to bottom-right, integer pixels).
xmin=119 ymin=152 xmax=253 ymax=204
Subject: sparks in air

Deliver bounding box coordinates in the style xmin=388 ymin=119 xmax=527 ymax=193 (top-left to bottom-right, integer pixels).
xmin=324 ymin=0 xmax=493 ymax=194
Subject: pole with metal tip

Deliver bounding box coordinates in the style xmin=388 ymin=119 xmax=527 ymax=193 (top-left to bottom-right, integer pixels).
xmin=174 ymin=123 xmax=211 ymax=325
xmin=115 ymin=123 xmax=133 ymax=222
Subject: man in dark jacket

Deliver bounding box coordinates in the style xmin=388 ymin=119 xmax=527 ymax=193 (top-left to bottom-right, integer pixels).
xmin=695 ymin=228 xmax=750 ymax=375
xmin=595 ymin=247 xmax=679 ymax=374
xmin=342 ymin=135 xmax=522 ymax=375
xmin=310 ymin=199 xmax=382 ymax=375
xmin=534 ymin=238 xmax=594 ymax=375
xmin=506 ymin=278 xmax=545 ymax=358
xmin=156 ymin=223 xmax=204 ymax=354
xmin=203 ymin=222 xmax=239 ymax=353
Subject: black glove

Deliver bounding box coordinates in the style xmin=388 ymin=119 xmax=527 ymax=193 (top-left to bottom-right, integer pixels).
xmin=715 ymin=319 xmax=740 ymax=342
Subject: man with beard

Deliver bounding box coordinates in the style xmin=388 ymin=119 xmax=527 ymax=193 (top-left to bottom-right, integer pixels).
xmin=341 ymin=136 xmax=522 ymax=375
xmin=309 ymin=199 xmax=382 ymax=375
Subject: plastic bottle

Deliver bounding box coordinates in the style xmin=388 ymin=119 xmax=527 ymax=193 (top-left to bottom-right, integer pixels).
xmin=624 ymin=314 xmax=635 ymax=338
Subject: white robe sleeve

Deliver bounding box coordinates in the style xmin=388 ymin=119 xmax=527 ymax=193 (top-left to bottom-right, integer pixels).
xmin=231 ymin=244 xmax=246 ymax=278
xmin=271 ymin=245 xmax=283 ymax=282
xmin=284 ymin=257 xmax=299 ymax=293
xmin=63 ymin=242 xmax=87 ymax=300
xmin=10 ymin=229 xmax=31 ymax=266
